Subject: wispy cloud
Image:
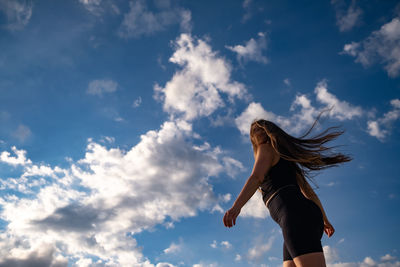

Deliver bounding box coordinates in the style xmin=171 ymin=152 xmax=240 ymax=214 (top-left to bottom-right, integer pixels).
xmin=242 ymin=0 xmax=253 ymax=23
xmin=367 ymin=98 xmax=400 ymax=141
xmin=0 ymin=0 xmax=33 ymax=31
xmin=331 ymin=0 xmax=363 ymax=32
xmin=341 ymin=16 xmax=400 ymax=78
xmin=247 ymin=236 xmax=275 ymax=262
xmin=12 ymin=124 xmax=32 ymax=142
xmin=86 ymin=79 xmax=118 ymax=97
xmin=210 ymin=240 xmax=232 ymax=250
xmin=163 ymin=241 xmax=182 ymax=254
xmin=226 ymin=32 xmax=268 ymax=65
xmin=118 ymin=0 xmax=191 ymax=38
xmin=132 ymin=96 xmax=142 ymax=108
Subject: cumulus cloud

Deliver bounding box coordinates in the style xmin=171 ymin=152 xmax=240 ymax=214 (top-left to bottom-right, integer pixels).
xmin=86 ymin=79 xmax=118 ymax=97
xmin=367 ymin=98 xmax=400 ymax=141
xmin=0 ymin=119 xmax=243 ymax=265
xmin=0 ymin=29 xmax=250 ymax=266
xmin=235 ymin=102 xmax=290 ymax=136
xmin=118 ymin=0 xmax=191 ymax=38
xmin=331 ymin=0 xmax=363 ymax=32
xmin=0 ymin=0 xmax=33 ymax=31
xmin=226 ymin=32 xmax=268 ymax=64
xmin=235 ymin=79 xmax=364 ymax=137
xmin=341 ymin=16 xmax=400 ymax=77
xmin=0 ymin=244 xmax=68 ymax=267
xmin=154 ymin=33 xmax=248 ymax=120
xmin=324 ymin=246 xmax=400 ymax=267
xmin=0 ymin=146 xmax=32 ymax=166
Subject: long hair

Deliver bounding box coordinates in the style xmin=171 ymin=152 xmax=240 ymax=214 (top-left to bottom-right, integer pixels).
xmin=250 ymin=107 xmax=352 ymax=188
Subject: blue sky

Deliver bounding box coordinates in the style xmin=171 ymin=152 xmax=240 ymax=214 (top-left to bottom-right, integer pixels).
xmin=0 ymin=0 xmax=399 ymax=266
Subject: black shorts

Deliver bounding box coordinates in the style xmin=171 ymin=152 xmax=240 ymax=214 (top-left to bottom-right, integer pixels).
xmin=267 ymin=186 xmax=324 ymax=261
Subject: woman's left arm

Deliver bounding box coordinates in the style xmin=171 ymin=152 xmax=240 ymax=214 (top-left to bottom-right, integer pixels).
xmin=223 ymin=143 xmax=275 ymax=228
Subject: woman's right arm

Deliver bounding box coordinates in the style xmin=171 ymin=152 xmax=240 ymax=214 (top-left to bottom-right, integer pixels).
xmin=300 ymin=182 xmax=335 ymax=237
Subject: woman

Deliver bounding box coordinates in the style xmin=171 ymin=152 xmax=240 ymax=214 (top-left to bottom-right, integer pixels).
xmin=223 ymin=110 xmax=352 ymax=267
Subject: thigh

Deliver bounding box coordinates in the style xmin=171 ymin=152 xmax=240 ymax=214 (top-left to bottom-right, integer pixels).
xmin=293 ymin=252 xmax=326 ymax=267
xmin=280 ymin=199 xmax=324 ymax=258
xmin=283 ymin=260 xmax=296 ymax=267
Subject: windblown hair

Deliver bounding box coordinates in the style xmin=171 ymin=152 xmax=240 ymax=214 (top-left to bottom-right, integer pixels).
xmin=250 ymin=107 xmax=352 ymax=189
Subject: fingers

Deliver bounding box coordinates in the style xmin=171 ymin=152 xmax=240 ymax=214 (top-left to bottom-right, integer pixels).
xmin=223 ymin=212 xmax=230 ymax=227
xmin=223 ymin=210 xmax=236 ymax=228
xmin=324 ymin=225 xmax=335 ymax=237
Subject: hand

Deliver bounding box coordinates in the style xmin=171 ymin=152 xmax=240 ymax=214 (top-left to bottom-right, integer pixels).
xmin=324 ymin=220 xmax=335 ymax=237
xmin=223 ymin=206 xmax=241 ymax=228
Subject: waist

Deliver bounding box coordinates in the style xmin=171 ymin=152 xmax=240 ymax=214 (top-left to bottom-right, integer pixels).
xmin=264 ymin=184 xmax=300 ymax=208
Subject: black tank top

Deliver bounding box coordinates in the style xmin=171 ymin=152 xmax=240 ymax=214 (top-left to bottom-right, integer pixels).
xmin=259 ymin=157 xmax=298 ymax=204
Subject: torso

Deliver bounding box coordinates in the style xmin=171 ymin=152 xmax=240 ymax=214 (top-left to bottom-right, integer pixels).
xmin=259 ymin=153 xmax=298 ymax=206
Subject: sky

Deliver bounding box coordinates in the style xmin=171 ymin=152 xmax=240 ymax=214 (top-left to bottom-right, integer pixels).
xmin=0 ymin=0 xmax=399 ymax=266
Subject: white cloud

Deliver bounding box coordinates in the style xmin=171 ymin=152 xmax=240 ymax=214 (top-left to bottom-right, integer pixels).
xmin=235 ymin=80 xmax=364 ymax=139
xmin=0 ymin=0 xmax=33 ymax=31
xmin=367 ymin=98 xmax=400 ymax=141
xmin=324 ymin=245 xmax=340 ymax=264
xmin=133 ymin=96 xmax=142 ymax=108
xmin=382 ymin=254 xmax=397 ymax=262
xmin=331 ymin=0 xmax=363 ymax=32
xmin=235 ymin=102 xmax=291 ymax=136
xmin=240 ymin=190 xmax=269 ymax=219
xmin=235 ymin=254 xmax=242 ymax=261
xmin=79 ymin=0 xmax=120 ymax=18
xmin=192 ymin=263 xmax=218 ymax=267
xmin=12 ymin=124 xmax=32 ymax=142
xmin=0 ymin=146 xmax=32 ymax=166
xmin=341 ymin=16 xmax=400 ymax=77
xmin=163 ymin=242 xmax=182 ymax=254
xmin=242 ymin=0 xmax=253 ymax=22
xmin=314 ymin=79 xmax=363 ymax=121
xmin=324 ymin=246 xmax=400 ymax=267
xmin=87 ymin=79 xmax=118 ymax=97
xmin=220 ymin=241 xmax=232 ymax=249
xmin=156 ymin=263 xmax=177 ymax=267
xmin=0 ymin=119 xmax=241 ymax=265
xmin=247 ymin=236 xmax=275 ymax=261
xmin=283 ymin=78 xmax=291 ymax=86
xmin=210 ymin=240 xmax=232 ymax=250
xmin=118 ymin=0 xmax=191 ymax=39
xmin=226 ymin=32 xmax=268 ymax=64
xmin=154 ymin=33 xmax=248 ymax=120
xmin=79 ymin=0 xmax=101 ymax=14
